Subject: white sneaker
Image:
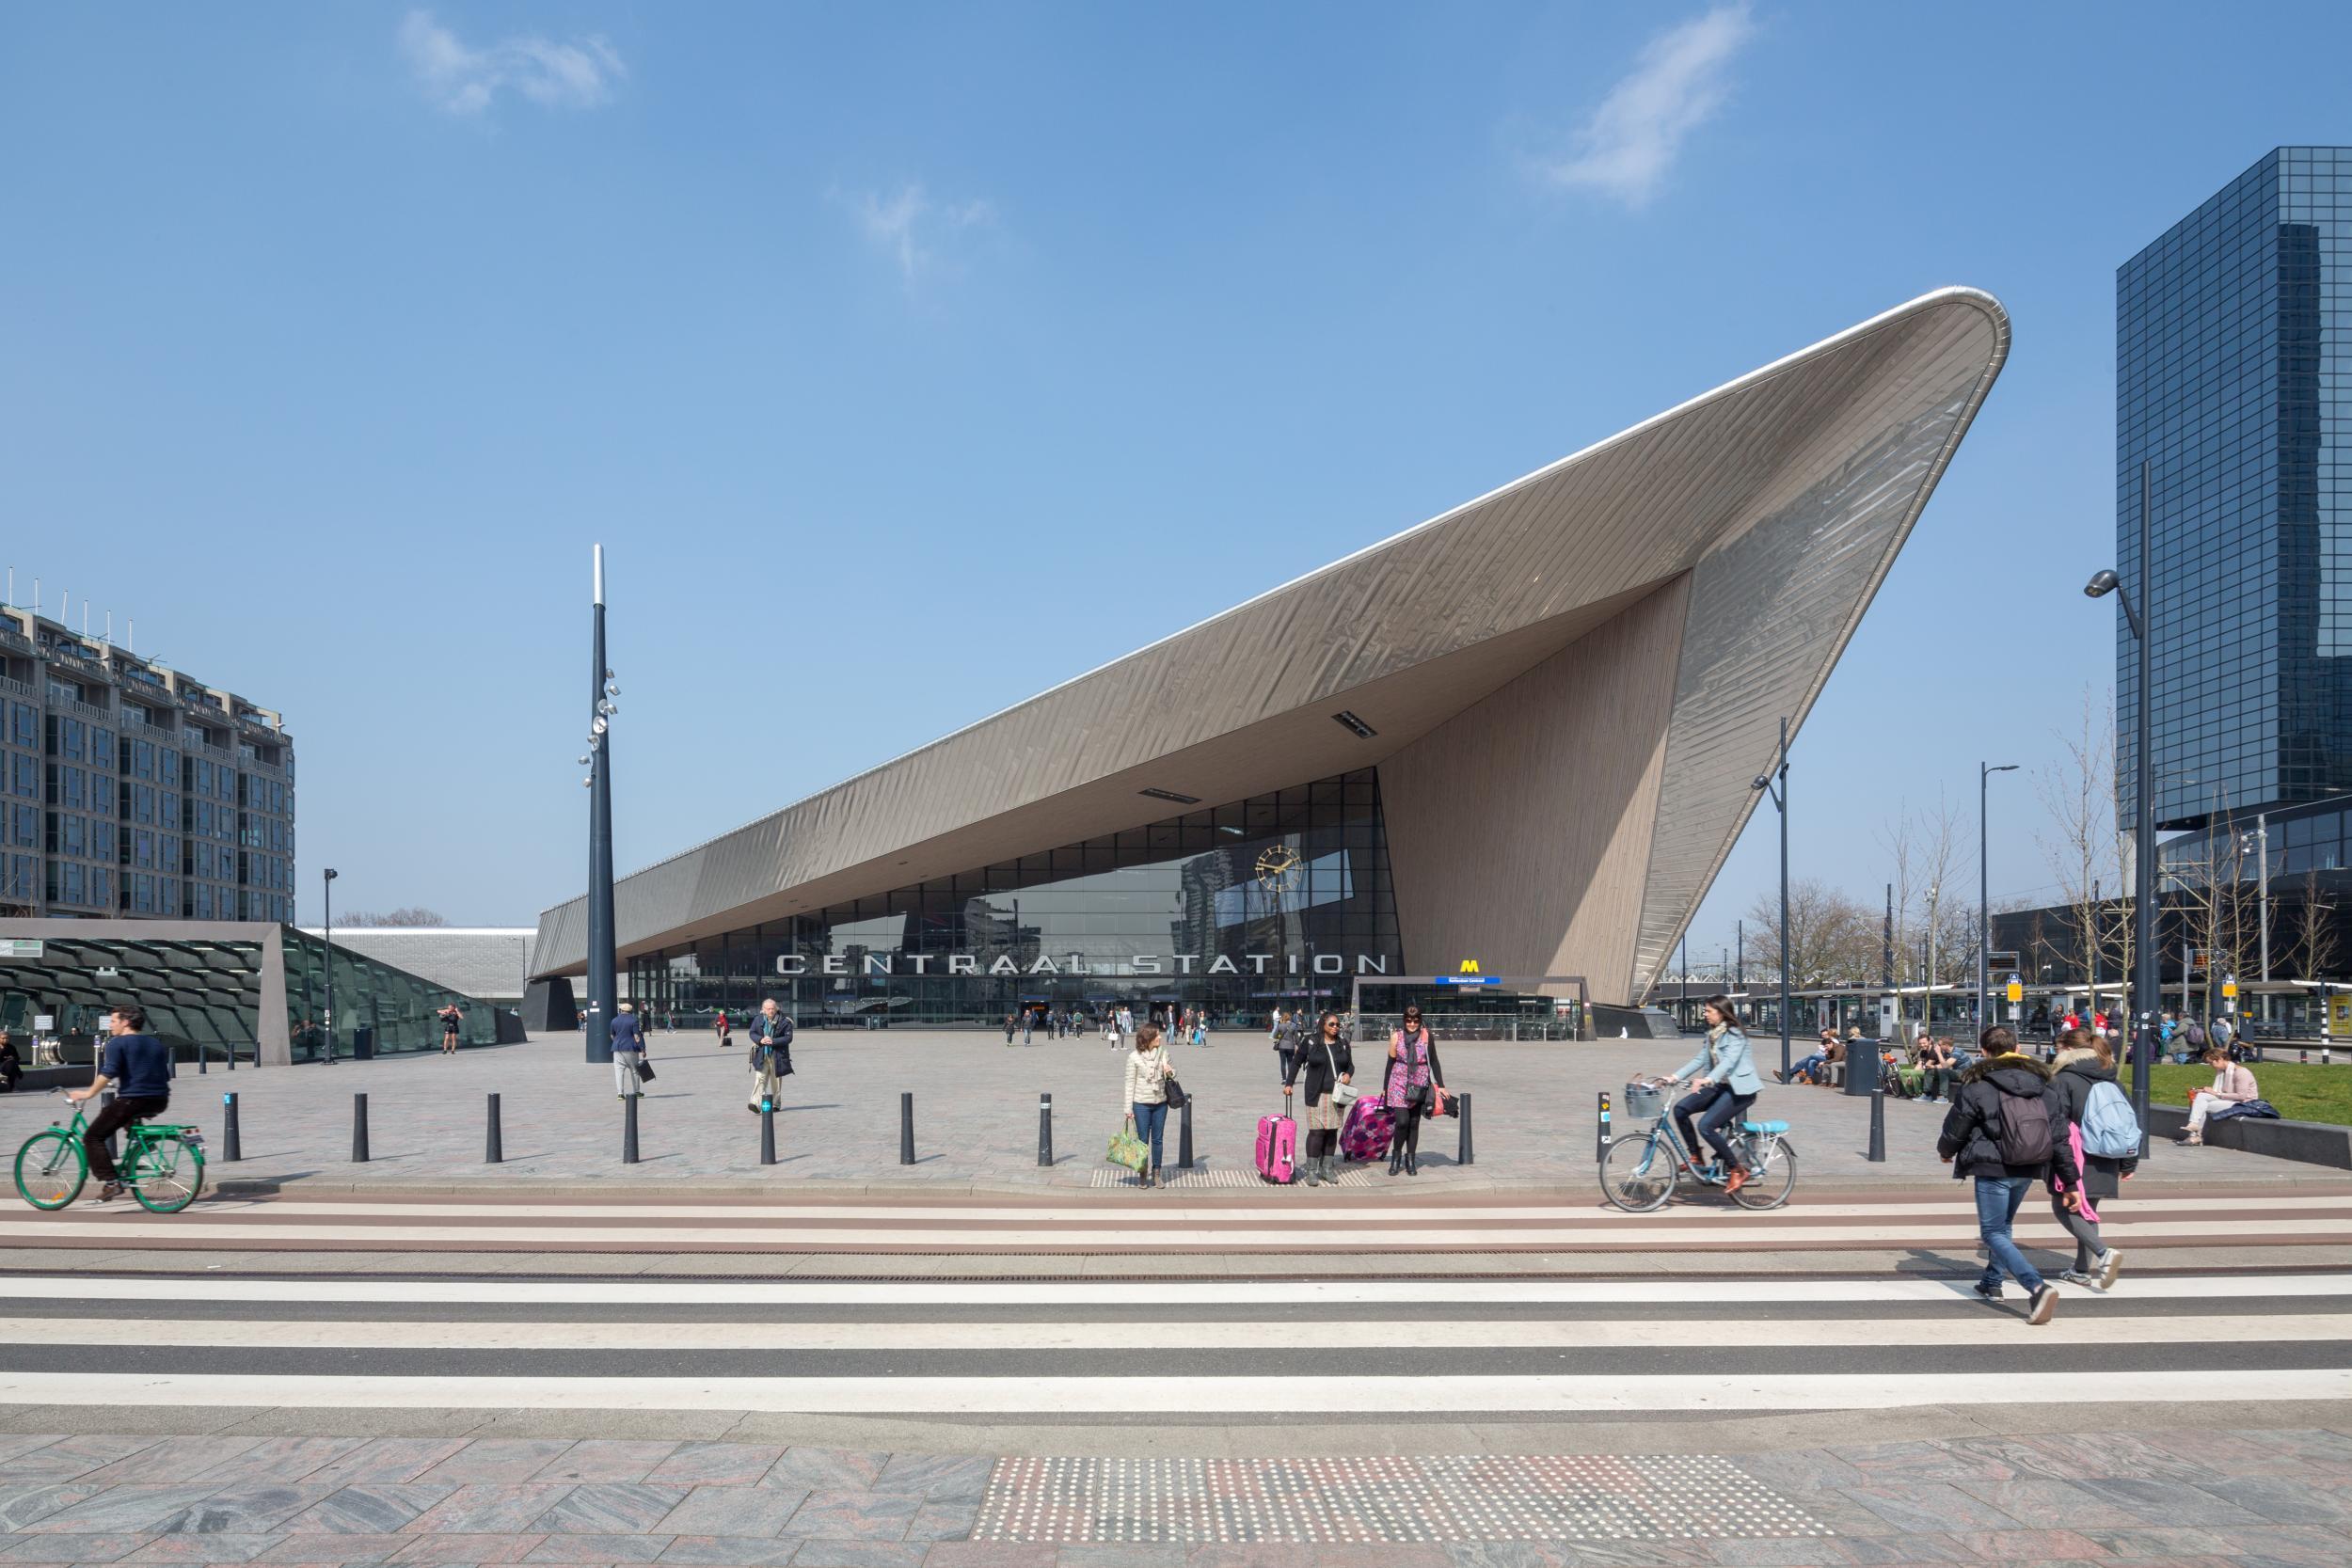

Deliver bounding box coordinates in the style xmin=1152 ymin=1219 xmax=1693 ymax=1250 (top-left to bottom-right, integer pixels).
xmin=2099 ymin=1248 xmax=2124 ymax=1291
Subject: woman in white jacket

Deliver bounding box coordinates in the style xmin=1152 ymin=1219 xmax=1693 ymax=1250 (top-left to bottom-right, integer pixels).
xmin=1120 ymin=1023 xmax=1172 ymax=1188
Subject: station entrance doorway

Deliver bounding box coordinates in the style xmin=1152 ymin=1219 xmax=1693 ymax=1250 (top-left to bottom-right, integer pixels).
xmin=1348 ymin=972 xmax=1591 ymax=1042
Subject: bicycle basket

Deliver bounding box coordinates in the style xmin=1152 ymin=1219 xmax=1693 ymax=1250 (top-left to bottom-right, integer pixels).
xmin=1624 ymin=1083 xmax=1665 ymax=1118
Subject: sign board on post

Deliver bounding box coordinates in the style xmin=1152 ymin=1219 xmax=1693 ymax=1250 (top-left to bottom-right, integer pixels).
xmin=33 ymin=1014 xmax=55 ymax=1031
xmin=2328 ymin=992 xmax=2352 ymax=1037
xmin=0 ymin=939 xmax=42 ymax=960
xmin=2004 ymin=976 xmax=2024 ymax=1006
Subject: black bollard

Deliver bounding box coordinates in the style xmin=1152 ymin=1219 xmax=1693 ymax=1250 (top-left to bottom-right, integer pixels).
xmin=1038 ymin=1092 xmax=1054 ymax=1166
xmin=1177 ymin=1100 xmax=1194 ymax=1168
xmin=899 ymin=1092 xmax=916 ymax=1165
xmin=221 ymin=1092 xmax=241 ymax=1163
xmin=197 ymin=1040 xmax=206 ymax=1075
xmin=1867 ymin=1084 xmax=1885 ymax=1164
xmin=1456 ymin=1090 xmax=1474 ymax=1166
xmin=760 ymin=1102 xmax=776 ymax=1165
xmin=485 ymin=1093 xmax=502 ymax=1164
xmin=1597 ymin=1090 xmax=1611 ymax=1163
xmin=623 ymin=1095 xmax=640 ymax=1164
xmin=351 ymin=1093 xmax=369 ymax=1164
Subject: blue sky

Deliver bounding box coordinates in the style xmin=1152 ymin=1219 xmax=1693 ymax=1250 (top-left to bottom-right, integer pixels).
xmin=2 ymin=3 xmax=2345 ymax=947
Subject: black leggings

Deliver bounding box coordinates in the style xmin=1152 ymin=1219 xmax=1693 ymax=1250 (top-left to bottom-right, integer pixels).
xmin=1306 ymin=1127 xmax=1338 ymax=1159
xmin=1393 ymin=1106 xmax=1423 ymax=1158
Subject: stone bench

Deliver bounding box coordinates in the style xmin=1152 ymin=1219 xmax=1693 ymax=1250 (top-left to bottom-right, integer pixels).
xmin=2146 ymin=1103 xmax=2352 ymax=1169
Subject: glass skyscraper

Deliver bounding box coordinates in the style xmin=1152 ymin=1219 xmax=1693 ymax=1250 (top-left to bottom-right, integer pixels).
xmin=2119 ymin=147 xmax=2352 ymax=832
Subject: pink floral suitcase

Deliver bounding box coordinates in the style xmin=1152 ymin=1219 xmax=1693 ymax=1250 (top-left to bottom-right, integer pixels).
xmin=1256 ymin=1107 xmax=1298 ymax=1183
xmin=1340 ymin=1094 xmax=1394 ymax=1163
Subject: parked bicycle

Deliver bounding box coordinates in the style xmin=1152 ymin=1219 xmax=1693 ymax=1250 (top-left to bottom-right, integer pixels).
xmin=13 ymin=1098 xmax=206 ymax=1212
xmin=1598 ymin=1075 xmax=1796 ymax=1212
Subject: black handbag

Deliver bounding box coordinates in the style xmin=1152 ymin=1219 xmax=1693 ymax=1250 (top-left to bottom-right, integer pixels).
xmin=633 ymin=1057 xmax=657 ymax=1084
xmin=1163 ymin=1072 xmax=1188 ymax=1110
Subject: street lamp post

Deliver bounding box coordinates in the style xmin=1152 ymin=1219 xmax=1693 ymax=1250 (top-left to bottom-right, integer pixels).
xmin=2085 ymin=456 xmax=2158 ymax=1157
xmin=322 ymin=867 xmax=338 ymax=1066
xmin=583 ymin=546 xmax=621 ymax=1065
xmin=1979 ymin=762 xmax=2019 ymax=1037
xmin=1924 ymin=882 xmax=1940 ymax=1036
xmin=1751 ymin=716 xmax=1792 ymax=1079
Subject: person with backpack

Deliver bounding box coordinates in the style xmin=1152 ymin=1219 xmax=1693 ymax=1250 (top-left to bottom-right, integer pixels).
xmin=1936 ymin=1025 xmax=2083 ymax=1324
xmin=2049 ymin=1025 xmax=2137 ymax=1290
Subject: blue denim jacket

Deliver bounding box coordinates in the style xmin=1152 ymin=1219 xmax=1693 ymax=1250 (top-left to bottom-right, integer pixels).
xmin=1673 ymin=1027 xmax=1764 ymax=1096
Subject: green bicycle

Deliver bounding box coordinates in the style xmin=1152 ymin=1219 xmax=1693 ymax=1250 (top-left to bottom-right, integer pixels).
xmin=14 ymin=1101 xmax=206 ymax=1213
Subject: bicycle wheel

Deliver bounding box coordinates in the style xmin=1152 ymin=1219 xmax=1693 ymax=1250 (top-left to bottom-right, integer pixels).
xmin=130 ymin=1139 xmax=204 ymax=1213
xmin=1599 ymin=1132 xmax=1677 ymax=1212
xmin=1731 ymin=1137 xmax=1796 ymax=1210
xmin=14 ymin=1131 xmax=87 ymax=1211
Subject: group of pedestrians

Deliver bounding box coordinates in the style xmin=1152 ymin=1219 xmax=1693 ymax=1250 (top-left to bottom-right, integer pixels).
xmin=1940 ymin=1023 xmax=2138 ymax=1326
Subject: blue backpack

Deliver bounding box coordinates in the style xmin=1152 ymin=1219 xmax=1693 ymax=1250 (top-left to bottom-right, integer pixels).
xmin=2080 ymin=1079 xmax=2141 ymax=1159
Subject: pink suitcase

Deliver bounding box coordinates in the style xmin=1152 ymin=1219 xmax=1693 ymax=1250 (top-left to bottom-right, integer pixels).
xmin=1256 ymin=1107 xmax=1298 ymax=1184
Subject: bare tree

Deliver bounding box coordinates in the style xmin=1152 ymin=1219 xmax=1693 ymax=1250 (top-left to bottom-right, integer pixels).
xmin=2291 ymin=871 xmax=2339 ymax=984
xmin=2034 ymin=687 xmax=2134 ymax=990
xmin=335 ymin=907 xmax=450 ymax=928
xmin=1742 ymin=879 xmax=1878 ymax=989
xmin=1877 ymin=791 xmax=1964 ymax=996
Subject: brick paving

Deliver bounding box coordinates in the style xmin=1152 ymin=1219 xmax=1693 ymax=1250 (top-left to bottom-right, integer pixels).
xmin=0 ymin=1029 xmax=2316 ymax=1193
xmin=0 ymin=1428 xmax=2347 ymax=1564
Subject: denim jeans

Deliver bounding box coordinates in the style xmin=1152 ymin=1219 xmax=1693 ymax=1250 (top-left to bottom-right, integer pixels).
xmin=1790 ymin=1053 xmax=1826 ymax=1082
xmin=1132 ymin=1101 xmax=1168 ymax=1169
xmin=1674 ymin=1085 xmax=1756 ymax=1170
xmin=1974 ymin=1174 xmax=2043 ymax=1292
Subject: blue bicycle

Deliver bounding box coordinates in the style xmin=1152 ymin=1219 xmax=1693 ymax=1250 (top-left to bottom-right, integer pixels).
xmin=1598 ymin=1076 xmax=1796 ymax=1212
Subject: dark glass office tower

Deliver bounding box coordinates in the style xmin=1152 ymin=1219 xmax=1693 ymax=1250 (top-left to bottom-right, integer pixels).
xmin=2118 ymin=147 xmax=2352 ymax=832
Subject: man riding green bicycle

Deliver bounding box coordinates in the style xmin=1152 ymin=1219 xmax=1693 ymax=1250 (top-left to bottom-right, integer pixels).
xmin=68 ymin=1002 xmax=173 ymax=1203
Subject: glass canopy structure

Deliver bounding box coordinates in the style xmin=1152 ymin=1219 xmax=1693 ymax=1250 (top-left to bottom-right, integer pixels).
xmin=0 ymin=919 xmax=513 ymax=1067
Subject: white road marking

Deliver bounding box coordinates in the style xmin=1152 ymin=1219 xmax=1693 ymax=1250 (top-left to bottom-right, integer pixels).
xmin=10 ymin=1196 xmax=2344 ymax=1223
xmin=8 ymin=1312 xmax=2344 ymax=1352
xmin=1 ymin=1217 xmax=2343 ymax=1247
xmin=0 ymin=1273 xmax=2344 ymax=1306
xmin=3 ymin=1368 xmax=2343 ymax=1413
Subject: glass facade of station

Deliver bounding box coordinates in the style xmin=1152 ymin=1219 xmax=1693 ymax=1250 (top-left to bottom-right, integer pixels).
xmin=626 ymin=768 xmax=1406 ymax=1029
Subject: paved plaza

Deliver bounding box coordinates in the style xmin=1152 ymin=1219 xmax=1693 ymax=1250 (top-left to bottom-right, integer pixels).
xmin=0 ymin=1028 xmax=2322 ymax=1194
xmin=2 ymin=1425 xmax=2351 ymax=1565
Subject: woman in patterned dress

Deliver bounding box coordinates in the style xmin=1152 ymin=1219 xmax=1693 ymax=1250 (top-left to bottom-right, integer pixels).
xmin=1384 ymin=1005 xmax=1447 ymax=1177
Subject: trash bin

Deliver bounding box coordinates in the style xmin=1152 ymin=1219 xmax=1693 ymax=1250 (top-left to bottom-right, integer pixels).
xmin=1843 ymin=1042 xmax=1881 ymax=1096
xmin=354 ymin=1025 xmax=375 ymax=1061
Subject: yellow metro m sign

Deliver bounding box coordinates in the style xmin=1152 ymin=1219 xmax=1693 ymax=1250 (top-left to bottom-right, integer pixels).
xmin=1458 ymin=959 xmax=1481 ymax=974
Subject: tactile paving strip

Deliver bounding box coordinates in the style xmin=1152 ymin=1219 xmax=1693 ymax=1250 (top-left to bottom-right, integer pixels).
xmin=974 ymin=1454 xmax=1833 ymax=1544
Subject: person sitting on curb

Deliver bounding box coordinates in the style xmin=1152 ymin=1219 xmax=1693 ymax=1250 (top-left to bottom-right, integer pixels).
xmin=1781 ymin=1029 xmax=1837 ymax=1085
xmin=2181 ymin=1045 xmax=2258 ymax=1146
xmin=1937 ymin=1025 xmax=2082 ymax=1326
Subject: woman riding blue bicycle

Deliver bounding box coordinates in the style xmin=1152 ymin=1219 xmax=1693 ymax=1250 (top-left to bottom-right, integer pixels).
xmin=1667 ymin=995 xmax=1764 ymax=1197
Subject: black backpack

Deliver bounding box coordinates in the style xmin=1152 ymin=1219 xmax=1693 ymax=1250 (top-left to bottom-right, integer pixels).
xmin=1990 ymin=1080 xmax=2054 ymax=1166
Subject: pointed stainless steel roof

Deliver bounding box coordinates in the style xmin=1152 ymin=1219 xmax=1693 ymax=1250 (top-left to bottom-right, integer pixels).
xmin=532 ymin=287 xmax=2009 ymax=996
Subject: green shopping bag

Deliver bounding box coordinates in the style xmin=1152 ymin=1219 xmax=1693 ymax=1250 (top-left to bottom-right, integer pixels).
xmin=1107 ymin=1121 xmax=1150 ymax=1173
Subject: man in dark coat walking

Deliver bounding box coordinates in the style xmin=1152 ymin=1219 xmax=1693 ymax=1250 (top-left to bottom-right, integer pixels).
xmin=1937 ymin=1026 xmax=2082 ymax=1325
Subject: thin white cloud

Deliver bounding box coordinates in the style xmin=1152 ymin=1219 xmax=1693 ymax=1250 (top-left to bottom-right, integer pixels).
xmin=1536 ymin=2 xmax=1756 ymax=206
xmin=398 ymin=9 xmax=626 ymax=117
xmin=850 ymin=183 xmax=996 ymax=283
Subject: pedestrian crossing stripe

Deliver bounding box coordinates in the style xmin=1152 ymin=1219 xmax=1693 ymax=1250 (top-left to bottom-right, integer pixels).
xmin=0 ymin=1368 xmax=2345 ymax=1412
xmin=0 ymin=1272 xmax=2344 ymax=1304
xmin=7 ymin=1311 xmax=2345 ymax=1351
xmin=1 ymin=1215 xmax=2344 ymax=1246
